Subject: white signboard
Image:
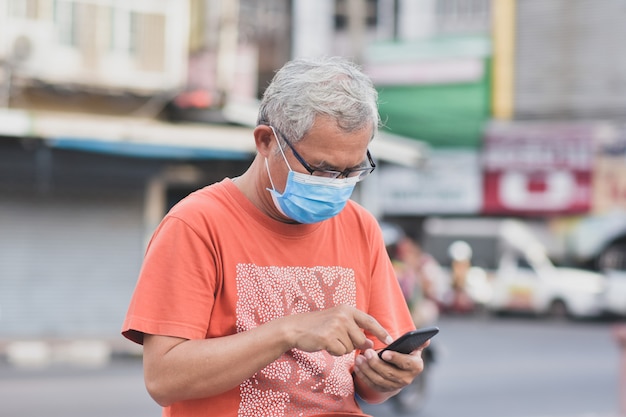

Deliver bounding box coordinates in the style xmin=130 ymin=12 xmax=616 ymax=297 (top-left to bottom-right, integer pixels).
xmin=366 ymin=58 xmax=484 ymax=86
xmin=378 ymin=149 xmax=482 ymax=215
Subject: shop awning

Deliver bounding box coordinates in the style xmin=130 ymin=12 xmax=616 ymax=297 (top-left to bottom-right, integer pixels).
xmin=0 ymin=108 xmax=428 ymax=166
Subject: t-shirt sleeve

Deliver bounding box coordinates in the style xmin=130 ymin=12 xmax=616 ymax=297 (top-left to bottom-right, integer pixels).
xmin=361 ymin=220 xmax=416 ymax=350
xmin=122 ymin=215 xmax=217 ymax=344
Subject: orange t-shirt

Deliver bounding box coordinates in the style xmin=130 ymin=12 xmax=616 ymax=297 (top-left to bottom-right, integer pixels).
xmin=122 ymin=178 xmax=414 ymax=417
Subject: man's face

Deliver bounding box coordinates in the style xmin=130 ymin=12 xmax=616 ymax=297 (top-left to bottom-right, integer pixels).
xmin=269 ymin=116 xmax=373 ymax=190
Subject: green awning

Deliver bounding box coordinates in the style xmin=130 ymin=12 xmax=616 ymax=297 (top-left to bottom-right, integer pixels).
xmin=366 ymin=35 xmax=492 ymax=148
xmin=377 ymin=74 xmax=490 ymax=148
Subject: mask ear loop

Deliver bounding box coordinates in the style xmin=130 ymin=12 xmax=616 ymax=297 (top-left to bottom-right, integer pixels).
xmin=265 ymin=157 xmax=278 ymax=191
xmin=269 ymin=126 xmax=294 ymax=171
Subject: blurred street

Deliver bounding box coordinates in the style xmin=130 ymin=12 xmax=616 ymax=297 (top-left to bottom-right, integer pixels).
xmin=1 ymin=314 xmax=620 ymax=417
xmin=1 ymin=1 xmax=625 ymax=416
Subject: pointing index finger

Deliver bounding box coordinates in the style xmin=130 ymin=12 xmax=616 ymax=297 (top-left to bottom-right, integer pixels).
xmin=354 ymin=310 xmax=393 ymax=345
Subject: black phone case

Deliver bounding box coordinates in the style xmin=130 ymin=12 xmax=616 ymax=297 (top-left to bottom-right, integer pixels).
xmin=378 ymin=326 xmax=439 ymax=358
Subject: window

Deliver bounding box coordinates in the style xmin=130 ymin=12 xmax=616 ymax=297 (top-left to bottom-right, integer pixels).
xmin=335 ymin=0 xmax=378 ymax=31
xmin=516 ymin=256 xmax=533 ymax=270
xmin=54 ymin=0 xmax=78 ymax=47
xmin=108 ymin=8 xmax=132 ymax=53
xmin=436 ymin=0 xmax=491 ymax=35
xmin=8 ymin=0 xmax=39 ymax=19
xmin=133 ymin=12 xmax=166 ymax=72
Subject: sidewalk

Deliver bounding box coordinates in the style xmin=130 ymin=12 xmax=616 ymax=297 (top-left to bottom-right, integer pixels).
xmin=0 ymin=337 xmax=142 ymax=368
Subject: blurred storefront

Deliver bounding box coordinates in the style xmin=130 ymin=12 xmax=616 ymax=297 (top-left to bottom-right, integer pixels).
xmin=0 ymin=0 xmax=430 ymax=341
xmin=369 ymin=0 xmax=626 ymax=272
xmin=0 ymin=108 xmax=255 ymax=339
xmin=2 ymin=0 xmax=626 ymax=341
xmin=482 ymin=121 xmax=594 ymax=215
xmin=486 ymin=0 xmax=626 ymax=270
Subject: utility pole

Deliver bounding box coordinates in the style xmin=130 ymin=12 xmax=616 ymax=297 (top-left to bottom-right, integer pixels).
xmin=1 ymin=35 xmax=32 ymax=108
xmin=347 ymin=0 xmax=366 ymax=64
xmin=216 ymin=0 xmax=240 ymax=106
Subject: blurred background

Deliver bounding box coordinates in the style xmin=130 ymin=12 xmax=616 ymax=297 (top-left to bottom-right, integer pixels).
xmin=0 ymin=0 xmax=625 ymax=415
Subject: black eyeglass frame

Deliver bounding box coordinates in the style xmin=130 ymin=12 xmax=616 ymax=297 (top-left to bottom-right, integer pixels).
xmin=268 ymin=124 xmax=376 ymax=180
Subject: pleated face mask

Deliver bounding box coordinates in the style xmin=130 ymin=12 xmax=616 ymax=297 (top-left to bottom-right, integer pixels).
xmin=265 ymin=127 xmax=358 ymax=224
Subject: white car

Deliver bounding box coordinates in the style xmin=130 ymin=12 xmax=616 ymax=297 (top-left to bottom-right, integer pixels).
xmin=487 ymin=221 xmax=607 ymax=319
xmin=488 ymin=259 xmax=607 ymax=319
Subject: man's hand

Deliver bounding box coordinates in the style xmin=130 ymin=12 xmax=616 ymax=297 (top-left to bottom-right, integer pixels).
xmin=281 ymin=305 xmax=393 ymax=356
xmin=352 ymin=341 xmax=429 ymax=401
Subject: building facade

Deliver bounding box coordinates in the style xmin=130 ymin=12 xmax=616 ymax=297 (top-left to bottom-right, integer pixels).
xmin=0 ymin=0 xmax=428 ymax=340
xmin=1 ymin=0 xmax=625 ymax=342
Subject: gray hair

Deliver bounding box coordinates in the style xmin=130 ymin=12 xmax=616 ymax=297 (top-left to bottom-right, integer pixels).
xmin=257 ymin=56 xmax=380 ymax=144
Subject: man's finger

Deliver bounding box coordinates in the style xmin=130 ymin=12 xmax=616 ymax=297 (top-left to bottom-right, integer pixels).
xmin=348 ymin=327 xmax=374 ymax=350
xmin=353 ymin=310 xmax=393 ymax=345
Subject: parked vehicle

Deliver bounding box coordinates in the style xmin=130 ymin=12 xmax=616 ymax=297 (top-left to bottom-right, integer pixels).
xmin=487 ymin=220 xmax=607 ymax=320
xmin=422 ymin=217 xmax=608 ymax=320
xmin=389 ymin=342 xmax=436 ymax=414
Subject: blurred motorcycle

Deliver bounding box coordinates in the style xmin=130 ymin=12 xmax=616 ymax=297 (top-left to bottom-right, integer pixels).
xmin=381 ymin=222 xmax=441 ymax=414
xmin=389 ymin=342 xmax=436 ymax=414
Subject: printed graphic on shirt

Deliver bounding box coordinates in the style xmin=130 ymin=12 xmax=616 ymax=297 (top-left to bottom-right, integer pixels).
xmin=236 ymin=264 xmax=358 ymax=417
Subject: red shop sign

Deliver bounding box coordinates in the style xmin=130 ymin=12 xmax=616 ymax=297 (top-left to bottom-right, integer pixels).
xmin=482 ymin=122 xmax=594 ymax=215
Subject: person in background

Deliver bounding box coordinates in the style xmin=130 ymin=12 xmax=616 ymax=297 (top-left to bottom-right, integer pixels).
xmin=442 ymin=240 xmax=476 ymax=314
xmin=382 ymin=224 xmax=443 ymax=327
xmin=121 ymin=56 xmax=428 ymax=417
xmin=395 ymin=236 xmax=444 ymax=326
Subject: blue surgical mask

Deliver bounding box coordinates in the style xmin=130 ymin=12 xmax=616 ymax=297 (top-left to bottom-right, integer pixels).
xmin=265 ymin=130 xmax=359 ymax=224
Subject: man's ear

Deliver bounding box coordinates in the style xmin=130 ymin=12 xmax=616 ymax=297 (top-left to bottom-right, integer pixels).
xmin=254 ymin=125 xmax=275 ymax=158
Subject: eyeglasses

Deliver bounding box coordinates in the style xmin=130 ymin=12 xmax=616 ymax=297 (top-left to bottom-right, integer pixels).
xmin=270 ymin=125 xmax=376 ymax=181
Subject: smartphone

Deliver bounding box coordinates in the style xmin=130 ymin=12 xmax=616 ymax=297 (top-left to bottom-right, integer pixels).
xmin=378 ymin=326 xmax=439 ymax=359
